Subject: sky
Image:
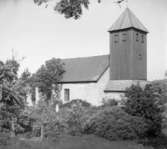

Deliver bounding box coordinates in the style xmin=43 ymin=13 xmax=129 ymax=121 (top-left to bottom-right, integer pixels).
xmin=0 ymin=0 xmax=167 ymax=81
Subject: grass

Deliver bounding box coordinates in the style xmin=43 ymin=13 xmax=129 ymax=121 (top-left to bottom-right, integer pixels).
xmin=0 ymin=135 xmax=150 ymax=149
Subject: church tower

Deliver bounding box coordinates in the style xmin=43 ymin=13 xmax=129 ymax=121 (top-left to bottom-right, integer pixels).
xmin=109 ymin=8 xmax=148 ymax=81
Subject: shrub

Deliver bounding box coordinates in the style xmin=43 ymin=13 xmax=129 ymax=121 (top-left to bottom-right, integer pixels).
xmin=44 ymin=120 xmax=68 ymax=140
xmin=64 ymin=103 xmax=86 ymax=135
xmin=44 ymin=100 xmax=94 ymax=137
xmin=101 ymin=98 xmax=118 ymax=107
xmin=123 ymin=84 xmax=165 ymax=137
xmin=0 ymin=132 xmax=10 ymax=145
xmin=84 ymin=106 xmax=148 ymax=140
xmin=61 ymin=99 xmax=91 ymax=109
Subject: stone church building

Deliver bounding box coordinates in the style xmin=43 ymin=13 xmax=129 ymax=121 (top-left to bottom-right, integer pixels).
xmin=28 ymin=8 xmax=149 ymax=106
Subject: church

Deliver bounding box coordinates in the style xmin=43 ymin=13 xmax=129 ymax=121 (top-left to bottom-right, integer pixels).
xmin=57 ymin=8 xmax=149 ymax=105
xmin=28 ymin=8 xmax=149 ymax=106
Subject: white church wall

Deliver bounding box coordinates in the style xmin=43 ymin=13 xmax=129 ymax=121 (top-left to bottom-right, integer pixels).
xmin=26 ymin=68 xmax=128 ymax=106
xmin=60 ymin=68 xmax=110 ymax=106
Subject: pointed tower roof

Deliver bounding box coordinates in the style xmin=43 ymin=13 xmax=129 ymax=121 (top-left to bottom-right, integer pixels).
xmin=109 ymin=8 xmax=148 ymax=33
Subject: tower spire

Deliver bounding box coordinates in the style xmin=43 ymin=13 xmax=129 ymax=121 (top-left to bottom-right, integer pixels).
xmin=109 ymin=8 xmax=148 ymax=33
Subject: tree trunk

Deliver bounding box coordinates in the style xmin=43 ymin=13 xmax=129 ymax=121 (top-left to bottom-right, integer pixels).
xmin=11 ymin=118 xmax=15 ymax=137
xmin=40 ymin=124 xmax=44 ymax=140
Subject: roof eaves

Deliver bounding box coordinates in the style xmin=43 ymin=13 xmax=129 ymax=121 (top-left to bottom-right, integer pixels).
xmin=58 ymin=80 xmax=97 ymax=84
xmin=108 ymin=27 xmax=148 ymax=33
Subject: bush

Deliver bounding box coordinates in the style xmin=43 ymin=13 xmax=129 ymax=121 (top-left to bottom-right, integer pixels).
xmin=84 ymin=106 xmax=148 ymax=140
xmin=123 ymin=84 xmax=165 ymax=137
xmin=101 ymin=98 xmax=118 ymax=107
xmin=44 ymin=100 xmax=94 ymax=137
xmin=61 ymin=99 xmax=91 ymax=109
xmin=44 ymin=120 xmax=68 ymax=140
xmin=64 ymin=103 xmax=86 ymax=135
xmin=0 ymin=132 xmax=11 ymax=145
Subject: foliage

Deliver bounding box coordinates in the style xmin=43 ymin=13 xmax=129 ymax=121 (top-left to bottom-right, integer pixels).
xmin=0 ymin=59 xmax=19 ymax=84
xmin=61 ymin=99 xmax=91 ymax=108
xmin=0 ymin=132 xmax=11 ymax=146
xmin=55 ymin=0 xmax=89 ymax=19
xmin=34 ymin=58 xmax=65 ymax=102
xmin=123 ymin=84 xmax=166 ymax=137
xmin=31 ymin=99 xmax=58 ymax=124
xmin=0 ymin=58 xmax=26 ymax=145
xmin=139 ymin=134 xmax=167 ymax=149
xmin=28 ymin=98 xmax=60 ymax=139
xmin=83 ymin=106 xmax=148 ymax=140
xmin=34 ymin=0 xmax=126 ymax=19
xmin=101 ymin=98 xmax=118 ymax=107
xmin=65 ymin=103 xmax=86 ymax=135
xmin=44 ymin=99 xmax=93 ymax=138
xmin=151 ymin=80 xmax=167 ymax=105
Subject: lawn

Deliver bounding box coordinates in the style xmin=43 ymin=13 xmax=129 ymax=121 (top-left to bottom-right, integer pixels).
xmin=0 ymin=135 xmax=152 ymax=149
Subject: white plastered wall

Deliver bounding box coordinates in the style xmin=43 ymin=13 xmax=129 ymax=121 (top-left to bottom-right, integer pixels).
xmin=60 ymin=68 xmax=110 ymax=106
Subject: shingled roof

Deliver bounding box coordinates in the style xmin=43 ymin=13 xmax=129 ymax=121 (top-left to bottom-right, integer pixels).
xmin=59 ymin=55 xmax=109 ymax=83
xmin=109 ymin=8 xmax=148 ymax=33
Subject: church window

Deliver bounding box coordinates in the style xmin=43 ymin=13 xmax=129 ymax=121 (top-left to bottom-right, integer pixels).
xmin=114 ymin=34 xmax=119 ymax=43
xmin=64 ymin=88 xmax=70 ymax=102
xmin=136 ymin=32 xmax=139 ymax=41
xmin=122 ymin=32 xmax=127 ymax=42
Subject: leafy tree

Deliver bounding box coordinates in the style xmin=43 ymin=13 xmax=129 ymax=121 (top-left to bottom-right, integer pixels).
xmin=20 ymin=69 xmax=31 ymax=82
xmin=34 ymin=58 xmax=65 ymax=103
xmin=29 ymin=98 xmax=58 ymax=140
xmin=123 ymin=84 xmax=166 ymax=137
xmin=0 ymin=59 xmax=25 ymax=137
xmin=34 ymin=0 xmax=126 ymax=19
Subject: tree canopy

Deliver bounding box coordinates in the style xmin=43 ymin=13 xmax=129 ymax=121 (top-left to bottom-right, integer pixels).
xmin=34 ymin=0 xmax=126 ymax=19
xmin=34 ymin=58 xmax=65 ymax=102
xmin=0 ymin=59 xmax=25 ymax=136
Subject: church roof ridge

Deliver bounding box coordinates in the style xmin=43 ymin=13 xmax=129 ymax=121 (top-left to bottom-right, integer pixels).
xmin=109 ymin=8 xmax=148 ymax=33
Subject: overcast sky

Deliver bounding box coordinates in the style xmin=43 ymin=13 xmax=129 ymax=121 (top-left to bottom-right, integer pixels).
xmin=0 ymin=0 xmax=166 ymax=81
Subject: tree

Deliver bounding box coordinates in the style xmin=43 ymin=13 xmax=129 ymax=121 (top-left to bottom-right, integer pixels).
xmin=29 ymin=99 xmax=58 ymax=140
xmin=123 ymin=84 xmax=166 ymax=137
xmin=0 ymin=59 xmax=25 ymax=137
xmin=34 ymin=58 xmax=65 ymax=103
xmin=34 ymin=0 xmax=126 ymax=19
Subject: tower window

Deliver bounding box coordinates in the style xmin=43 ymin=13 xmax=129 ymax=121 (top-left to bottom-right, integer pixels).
xmin=114 ymin=34 xmax=119 ymax=43
xmin=64 ymin=88 xmax=70 ymax=102
xmin=122 ymin=32 xmax=127 ymax=42
xmin=136 ymin=32 xmax=139 ymax=41
xmin=141 ymin=34 xmax=144 ymax=43
xmin=138 ymin=53 xmax=142 ymax=60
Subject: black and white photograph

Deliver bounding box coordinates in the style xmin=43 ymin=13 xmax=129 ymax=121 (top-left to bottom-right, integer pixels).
xmin=0 ymin=0 xmax=167 ymax=148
